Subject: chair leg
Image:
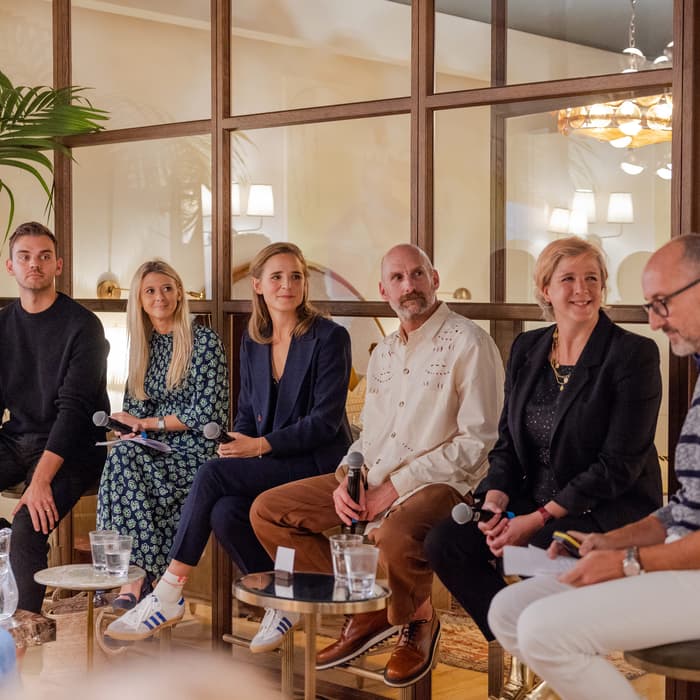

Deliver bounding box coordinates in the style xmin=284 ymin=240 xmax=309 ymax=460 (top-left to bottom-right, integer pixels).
xmin=493 ymin=656 xmax=529 ymax=700
xmin=488 ymin=640 xmax=505 ymax=697
xmin=523 ymin=678 xmax=560 ymax=700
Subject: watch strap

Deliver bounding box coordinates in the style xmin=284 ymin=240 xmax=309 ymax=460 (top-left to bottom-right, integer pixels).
xmin=537 ymin=506 xmax=554 ymax=525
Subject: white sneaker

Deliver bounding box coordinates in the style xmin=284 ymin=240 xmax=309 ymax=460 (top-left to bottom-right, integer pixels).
xmin=105 ymin=593 xmax=185 ymax=641
xmin=249 ymin=608 xmax=300 ymax=653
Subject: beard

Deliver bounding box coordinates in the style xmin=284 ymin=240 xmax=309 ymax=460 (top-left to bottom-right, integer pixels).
xmin=391 ymin=291 xmax=435 ymax=321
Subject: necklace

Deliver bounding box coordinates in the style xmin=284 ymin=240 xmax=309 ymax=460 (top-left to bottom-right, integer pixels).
xmin=549 ymin=328 xmax=573 ymax=392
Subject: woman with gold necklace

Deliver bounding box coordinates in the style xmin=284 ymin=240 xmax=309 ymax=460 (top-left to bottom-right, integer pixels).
xmin=426 ymin=236 xmax=663 ymax=644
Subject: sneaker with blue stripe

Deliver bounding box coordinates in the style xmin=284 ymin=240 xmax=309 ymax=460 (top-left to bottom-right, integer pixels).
xmin=249 ymin=608 xmax=300 ymax=653
xmin=105 ymin=593 xmax=185 ymax=641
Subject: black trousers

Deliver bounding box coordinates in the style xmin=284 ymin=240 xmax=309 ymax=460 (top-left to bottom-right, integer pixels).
xmin=424 ymin=502 xmax=601 ymax=641
xmin=0 ymin=432 xmax=104 ymax=613
xmin=170 ymin=454 xmax=328 ymax=575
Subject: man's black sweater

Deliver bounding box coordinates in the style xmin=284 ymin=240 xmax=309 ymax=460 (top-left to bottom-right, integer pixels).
xmin=0 ymin=293 xmax=109 ymax=461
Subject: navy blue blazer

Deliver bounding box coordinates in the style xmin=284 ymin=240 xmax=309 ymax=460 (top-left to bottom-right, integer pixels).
xmin=234 ymin=316 xmax=352 ymax=472
xmin=477 ymin=312 xmax=663 ymax=532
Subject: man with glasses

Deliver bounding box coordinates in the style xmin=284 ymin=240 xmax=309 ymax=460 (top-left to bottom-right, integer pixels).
xmin=486 ymin=234 xmax=700 ymax=700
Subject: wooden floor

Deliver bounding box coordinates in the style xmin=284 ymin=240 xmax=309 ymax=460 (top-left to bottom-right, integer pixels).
xmin=16 ymin=604 xmax=665 ymax=699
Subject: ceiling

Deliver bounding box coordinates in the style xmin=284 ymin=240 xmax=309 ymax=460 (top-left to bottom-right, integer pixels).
xmin=75 ymin=0 xmax=674 ymax=62
xmin=390 ymin=0 xmax=673 ymax=59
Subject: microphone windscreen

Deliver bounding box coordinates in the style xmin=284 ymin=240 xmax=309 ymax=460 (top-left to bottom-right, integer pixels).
xmin=202 ymin=422 xmax=222 ymax=440
xmin=452 ymin=502 xmax=474 ymax=524
xmin=92 ymin=411 xmax=109 ymax=428
xmin=346 ymin=451 xmax=364 ymax=468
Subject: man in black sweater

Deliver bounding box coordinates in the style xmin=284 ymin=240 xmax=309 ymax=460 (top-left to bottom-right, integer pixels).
xmin=0 ymin=222 xmax=109 ymax=612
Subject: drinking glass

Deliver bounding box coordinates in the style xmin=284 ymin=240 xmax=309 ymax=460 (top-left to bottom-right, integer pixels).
xmin=344 ymin=544 xmax=379 ymax=597
xmin=329 ymin=533 xmax=363 ymax=584
xmin=89 ymin=530 xmax=118 ymax=572
xmin=104 ymin=535 xmax=133 ymax=576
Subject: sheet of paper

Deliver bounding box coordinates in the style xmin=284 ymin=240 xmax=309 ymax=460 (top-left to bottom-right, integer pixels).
xmin=503 ymin=545 xmax=577 ymax=577
xmin=95 ymin=436 xmax=171 ymax=453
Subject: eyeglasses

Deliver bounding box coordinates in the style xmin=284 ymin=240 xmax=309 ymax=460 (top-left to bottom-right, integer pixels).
xmin=642 ymin=277 xmax=700 ymax=318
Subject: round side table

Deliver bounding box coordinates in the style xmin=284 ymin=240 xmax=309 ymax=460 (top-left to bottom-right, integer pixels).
xmin=235 ymin=571 xmax=390 ymax=700
xmin=35 ymin=563 xmax=145 ymax=669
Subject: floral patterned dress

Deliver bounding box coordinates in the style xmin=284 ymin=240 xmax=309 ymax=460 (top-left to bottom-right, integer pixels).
xmin=97 ymin=324 xmax=228 ymax=578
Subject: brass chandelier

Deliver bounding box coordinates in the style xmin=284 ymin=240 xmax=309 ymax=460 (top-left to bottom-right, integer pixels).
xmin=556 ymin=0 xmax=672 ymax=149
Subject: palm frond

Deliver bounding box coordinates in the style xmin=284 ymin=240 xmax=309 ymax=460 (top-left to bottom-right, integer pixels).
xmin=0 ymin=69 xmax=109 ymax=248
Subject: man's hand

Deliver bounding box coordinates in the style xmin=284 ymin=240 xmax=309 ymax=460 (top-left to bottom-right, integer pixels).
xmin=558 ymin=549 xmax=626 ymax=587
xmin=332 ymin=476 xmax=363 ymax=526
xmin=362 ymin=480 xmax=399 ymax=522
xmin=13 ymin=478 xmax=57 ymax=534
xmin=547 ymin=530 xmax=612 ymax=559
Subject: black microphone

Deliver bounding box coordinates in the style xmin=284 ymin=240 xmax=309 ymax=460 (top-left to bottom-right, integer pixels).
xmin=202 ymin=422 xmax=235 ymax=443
xmin=451 ymin=502 xmax=515 ymax=524
xmin=345 ymin=451 xmax=364 ymax=534
xmin=92 ymin=410 xmax=138 ymax=435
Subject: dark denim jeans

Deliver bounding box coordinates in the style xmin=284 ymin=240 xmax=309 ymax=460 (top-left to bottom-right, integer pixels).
xmin=0 ymin=431 xmax=103 ymax=613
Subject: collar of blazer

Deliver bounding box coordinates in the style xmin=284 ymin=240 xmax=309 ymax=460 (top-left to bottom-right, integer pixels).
xmin=512 ymin=311 xmax=615 ymax=453
xmin=246 ymin=323 xmax=319 ymax=433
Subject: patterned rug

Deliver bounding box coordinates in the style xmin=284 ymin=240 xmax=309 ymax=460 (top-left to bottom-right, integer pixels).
xmin=438 ymin=609 xmax=645 ymax=680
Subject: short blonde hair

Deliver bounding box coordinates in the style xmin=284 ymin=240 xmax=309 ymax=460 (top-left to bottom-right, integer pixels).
xmin=534 ymin=237 xmax=608 ymax=320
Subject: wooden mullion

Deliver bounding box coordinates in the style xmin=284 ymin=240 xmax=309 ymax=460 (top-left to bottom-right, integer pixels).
xmin=414 ymin=0 xmax=434 ymax=255
xmin=428 ymin=67 xmax=673 ymax=111
xmin=211 ymin=0 xmax=232 ymax=650
xmin=65 ymin=119 xmax=211 ymax=148
xmin=53 ymin=0 xmax=72 ymax=295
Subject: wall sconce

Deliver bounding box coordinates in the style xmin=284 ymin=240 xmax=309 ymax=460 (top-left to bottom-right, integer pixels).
xmin=548 ymin=207 xmax=571 ymax=235
xmin=236 ymin=184 xmax=275 ymax=233
xmin=571 ymin=189 xmax=597 ymax=223
xmin=96 ymin=273 xmax=204 ymax=300
xmin=605 ymin=192 xmax=634 ymax=238
xmin=567 ymin=209 xmax=589 ymax=236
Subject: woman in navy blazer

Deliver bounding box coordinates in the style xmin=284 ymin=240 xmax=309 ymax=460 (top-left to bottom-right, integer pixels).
xmin=425 ymin=237 xmax=662 ymax=641
xmin=106 ymin=242 xmax=352 ymax=642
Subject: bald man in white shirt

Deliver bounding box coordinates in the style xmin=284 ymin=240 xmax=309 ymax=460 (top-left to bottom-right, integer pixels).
xmin=251 ymin=243 xmax=504 ymax=688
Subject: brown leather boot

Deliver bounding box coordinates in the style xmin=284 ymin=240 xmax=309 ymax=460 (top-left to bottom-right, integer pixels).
xmin=383 ymin=614 xmax=441 ymax=687
xmin=315 ymin=608 xmax=400 ymax=670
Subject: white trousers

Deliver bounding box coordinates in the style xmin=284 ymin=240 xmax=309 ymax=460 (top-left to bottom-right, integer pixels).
xmin=488 ymin=571 xmax=700 ymax=700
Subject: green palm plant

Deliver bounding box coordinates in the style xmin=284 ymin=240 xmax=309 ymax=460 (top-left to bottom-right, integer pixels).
xmin=0 ymin=68 xmax=108 ymax=250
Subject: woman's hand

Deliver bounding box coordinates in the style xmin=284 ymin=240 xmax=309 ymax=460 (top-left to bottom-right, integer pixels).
xmin=216 ymin=433 xmax=270 ymax=459
xmin=110 ymin=411 xmax=142 ymax=437
xmin=486 ymin=512 xmax=544 ymax=557
xmin=477 ymin=489 xmax=511 ymax=535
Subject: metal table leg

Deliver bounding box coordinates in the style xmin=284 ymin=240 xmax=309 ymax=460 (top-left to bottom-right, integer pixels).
xmin=281 ymin=628 xmax=295 ymax=698
xmin=304 ymin=613 xmax=317 ymax=700
xmin=86 ymin=592 xmax=94 ymax=670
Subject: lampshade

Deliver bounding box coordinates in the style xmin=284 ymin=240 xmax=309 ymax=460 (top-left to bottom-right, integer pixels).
xmin=246 ymin=185 xmax=274 ymax=217
xmin=548 ymin=208 xmax=570 ymax=234
xmin=620 ymin=151 xmax=645 ymax=175
xmin=567 ymin=209 xmax=588 ymax=236
xmin=571 ymin=189 xmax=597 ymax=223
xmin=200 ymin=184 xmax=212 ymax=218
xmin=607 ymin=193 xmax=634 ymax=224
xmin=232 ymin=183 xmax=241 ymax=216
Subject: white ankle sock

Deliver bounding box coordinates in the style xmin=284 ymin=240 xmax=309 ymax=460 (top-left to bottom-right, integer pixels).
xmin=154 ymin=569 xmax=187 ymax=603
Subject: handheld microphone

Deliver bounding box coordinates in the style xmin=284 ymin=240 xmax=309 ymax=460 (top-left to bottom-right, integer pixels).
xmin=345 ymin=451 xmax=364 ymax=533
xmin=92 ymin=411 xmax=137 ymax=435
xmin=452 ymin=502 xmax=515 ymax=524
xmin=202 ymin=422 xmax=235 ymax=443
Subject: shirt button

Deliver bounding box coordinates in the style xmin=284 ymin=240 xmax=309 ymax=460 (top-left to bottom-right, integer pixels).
xmin=257 ymin=414 xmax=262 ymax=422
xmin=398 ymin=401 xmax=405 ymax=407
xmin=390 ymin=432 xmax=396 ymax=438
xmin=403 ymin=368 xmax=409 ymax=375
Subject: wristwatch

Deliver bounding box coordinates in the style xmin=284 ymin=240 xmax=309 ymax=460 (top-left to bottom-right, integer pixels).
xmin=157 ymin=416 xmax=166 ymax=431
xmin=622 ymin=546 xmax=643 ymax=576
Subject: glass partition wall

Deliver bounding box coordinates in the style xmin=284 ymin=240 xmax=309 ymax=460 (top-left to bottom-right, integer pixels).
xmin=1 ymin=0 xmax=695 ymax=647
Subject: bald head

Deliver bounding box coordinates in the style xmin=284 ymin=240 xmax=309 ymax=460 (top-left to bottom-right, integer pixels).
xmin=379 ymin=244 xmax=440 ymax=331
xmin=380 ymin=244 xmax=434 ymax=281
xmin=643 ymin=234 xmax=700 ymax=357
